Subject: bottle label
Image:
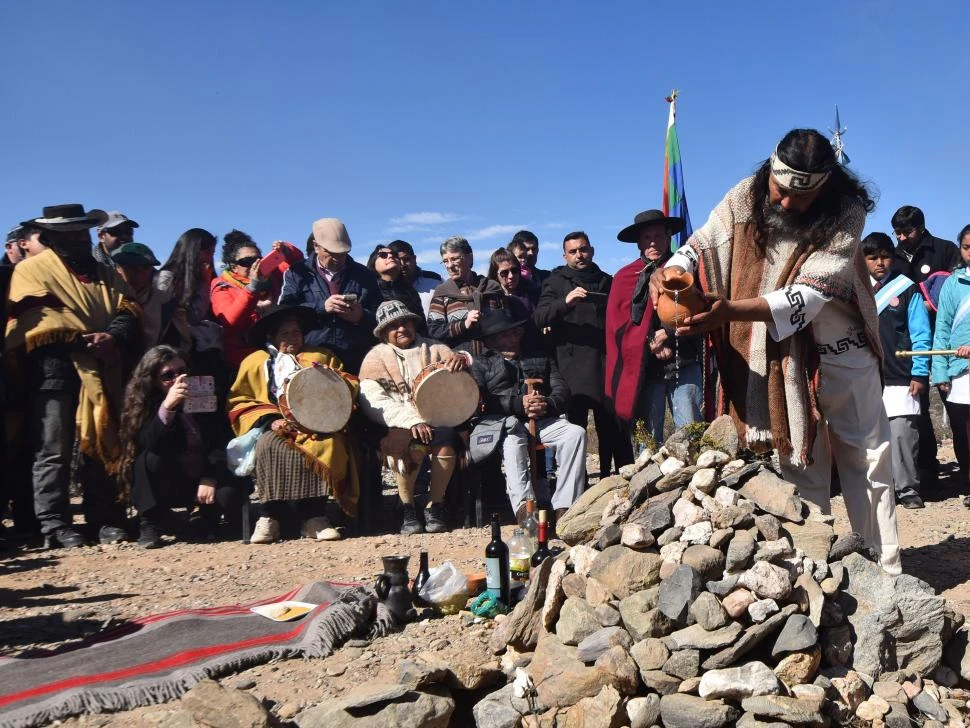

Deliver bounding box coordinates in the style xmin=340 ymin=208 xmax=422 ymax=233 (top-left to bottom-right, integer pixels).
xmin=486 ymin=557 xmax=502 ymax=594
xmin=510 ymin=557 xmax=530 ymax=583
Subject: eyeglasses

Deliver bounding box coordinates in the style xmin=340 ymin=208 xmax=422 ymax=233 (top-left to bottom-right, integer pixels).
xmin=234 ymin=256 xmax=260 ymax=268
xmin=159 ymin=367 xmax=188 ymax=382
xmin=376 ymin=251 xmax=395 ymax=259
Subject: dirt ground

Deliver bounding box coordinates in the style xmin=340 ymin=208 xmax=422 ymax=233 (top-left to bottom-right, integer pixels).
xmin=3 ymin=441 xmax=970 ymax=726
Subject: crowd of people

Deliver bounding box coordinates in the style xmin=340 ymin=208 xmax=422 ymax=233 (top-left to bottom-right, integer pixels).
xmin=2 ymin=128 xmax=968 ymax=577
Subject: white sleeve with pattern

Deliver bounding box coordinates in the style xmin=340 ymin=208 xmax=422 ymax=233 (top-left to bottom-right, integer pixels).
xmin=763 ymin=284 xmax=829 ymax=342
xmin=666 ymin=248 xmax=697 ymax=273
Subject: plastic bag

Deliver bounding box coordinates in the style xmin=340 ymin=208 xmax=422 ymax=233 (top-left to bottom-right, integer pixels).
xmin=226 ymin=425 xmax=265 ymax=476
xmin=418 ymin=560 xmax=469 ymax=614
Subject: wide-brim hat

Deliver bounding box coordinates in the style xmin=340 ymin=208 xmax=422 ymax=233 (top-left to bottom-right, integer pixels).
xmin=373 ymin=299 xmax=423 ymax=339
xmin=248 ymin=305 xmax=318 ymax=347
xmin=22 ymin=204 xmax=109 ymax=232
xmin=476 ymin=307 xmax=527 ymax=340
xmin=617 ymin=209 xmax=685 ymax=243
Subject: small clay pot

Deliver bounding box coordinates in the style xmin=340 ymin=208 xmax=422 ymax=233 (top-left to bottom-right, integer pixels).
xmin=656 ymin=270 xmax=705 ymax=327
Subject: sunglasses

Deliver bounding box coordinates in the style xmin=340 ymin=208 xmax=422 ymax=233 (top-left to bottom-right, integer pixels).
xmin=159 ymin=367 xmax=188 ymax=382
xmin=234 ymin=256 xmax=260 ymax=268
xmin=376 ymin=251 xmax=395 ymax=259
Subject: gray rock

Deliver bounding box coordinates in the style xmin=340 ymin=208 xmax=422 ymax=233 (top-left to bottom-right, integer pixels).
xmin=711 ymin=504 xmax=755 ymax=530
xmin=726 ymin=530 xmax=756 ymax=572
xmin=471 ymin=684 xmax=529 ymax=728
xmin=696 ymin=450 xmax=731 ymax=469
xmin=665 ymin=425 xmax=701 ymax=462
xmin=629 ymin=463 xmax=664 ymax=506
xmin=690 ymin=592 xmax=728 ymax=631
xmin=662 ymin=648 xmax=700 ymax=679
xmin=702 ymin=605 xmax=798 ymax=670
xmin=556 ymin=475 xmax=629 ymax=545
xmin=621 ymin=522 xmax=656 ymax=549
xmin=575 ymin=626 xmax=633 ymax=663
xmin=748 ymin=598 xmax=779 ymax=623
xmin=629 ymin=487 xmax=684 ymax=534
xmin=771 ymin=614 xmax=818 ymax=656
xmin=663 ymin=621 xmax=744 ymax=651
xmin=595 ymin=523 xmax=622 ymax=550
xmin=660 ymin=693 xmax=741 ymax=728
xmin=541 ymin=558 xmax=569 ymax=632
xmin=913 ymin=690 xmax=948 ymax=722
xmin=681 ymin=544 xmax=725 ymax=581
xmin=489 ymin=556 xmax=555 ymax=654
xmin=706 ymin=574 xmax=739 ymax=597
xmin=690 ymin=468 xmax=719 ymax=493
xmin=709 ymin=527 xmax=734 ymax=549
xmin=295 ymin=685 xmax=453 ymax=728
xmin=595 ymin=603 xmax=621 ymax=627
xmin=739 ymin=470 xmax=804 ymax=522
xmin=626 ymin=694 xmax=661 ymax=728
xmin=561 ymin=572 xmax=587 ymax=599
xmin=589 ymin=545 xmax=663 ymax=599
xmin=680 ymin=520 xmax=714 ymax=545
xmin=656 ymin=466 xmax=701 ymax=493
xmin=640 ymin=669 xmax=682 ymax=695
xmin=754 ymin=537 xmax=794 ymax=562
xmin=630 ymin=637 xmax=670 ymax=672
xmin=755 ymin=514 xmax=782 ymax=541
xmin=703 ymin=415 xmax=740 ymax=458
xmin=657 ymin=526 xmax=683 ymax=545
xmin=557 ymin=597 xmax=602 ymax=646
xmin=698 ymin=661 xmax=781 ymax=700
xmin=829 ymin=531 xmax=866 ymax=561
xmin=398 ymin=653 xmax=451 ymax=687
xmin=714 ymin=485 xmax=740 ymax=507
xmin=658 ymin=564 xmax=703 ymax=624
xmin=528 ymin=632 xmax=616 ymax=709
xmin=719 ymin=461 xmax=762 ymax=489
xmin=783 ymin=520 xmax=835 ymax=563
xmin=738 ymin=560 xmax=792 ymax=600
xmin=739 ymin=694 xmax=826 ymax=726
xmin=883 ymin=701 xmax=911 ymax=728
xmin=791 ymin=572 xmax=825 ymax=627
xmin=181 ymin=680 xmax=270 ymax=728
xmin=619 ymin=587 xmax=671 ymax=641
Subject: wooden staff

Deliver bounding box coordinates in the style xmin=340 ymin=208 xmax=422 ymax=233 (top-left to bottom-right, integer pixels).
xmin=524 ymin=378 xmax=545 ymax=485
xmin=895 ymin=350 xmax=961 ymax=357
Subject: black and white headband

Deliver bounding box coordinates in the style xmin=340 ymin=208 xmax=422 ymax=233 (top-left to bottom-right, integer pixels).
xmin=769 ymin=147 xmax=831 ymax=192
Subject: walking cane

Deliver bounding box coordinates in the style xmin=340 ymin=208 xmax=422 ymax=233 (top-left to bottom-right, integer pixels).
xmin=524 ymin=378 xmax=546 ymax=486
xmin=896 ymin=350 xmax=961 ymax=357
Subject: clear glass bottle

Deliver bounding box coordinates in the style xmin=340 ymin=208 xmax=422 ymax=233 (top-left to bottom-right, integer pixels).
xmin=521 ymin=499 xmax=539 ymax=552
xmin=508 ymin=528 xmax=532 ymax=588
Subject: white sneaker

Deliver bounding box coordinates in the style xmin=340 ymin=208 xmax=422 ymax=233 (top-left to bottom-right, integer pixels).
xmin=301 ymin=516 xmax=341 ymax=541
xmin=250 ymin=517 xmax=280 ymax=544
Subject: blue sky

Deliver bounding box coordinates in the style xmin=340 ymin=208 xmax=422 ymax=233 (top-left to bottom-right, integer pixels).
xmin=3 ymin=1 xmax=968 ymax=275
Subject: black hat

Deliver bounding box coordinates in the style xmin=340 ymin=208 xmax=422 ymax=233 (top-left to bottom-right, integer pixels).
xmin=248 ymin=305 xmax=318 ymax=347
xmin=617 ymin=209 xmax=685 ymax=243
xmin=21 ymin=204 xmax=109 ymax=232
xmin=476 ymin=307 xmax=527 ymax=339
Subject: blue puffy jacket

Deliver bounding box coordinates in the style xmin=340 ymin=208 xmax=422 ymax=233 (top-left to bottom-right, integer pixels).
xmin=278 ymin=255 xmax=380 ymax=373
xmin=931 ymin=267 xmax=970 ymax=385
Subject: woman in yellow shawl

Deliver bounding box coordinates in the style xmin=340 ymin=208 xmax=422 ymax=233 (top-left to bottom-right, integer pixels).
xmin=228 ymin=306 xmax=359 ymax=543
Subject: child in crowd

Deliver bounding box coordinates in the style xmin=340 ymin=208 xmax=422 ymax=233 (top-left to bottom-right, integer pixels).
xmin=931 ymin=225 xmax=970 ymax=500
xmin=864 ymin=233 xmax=931 ymax=509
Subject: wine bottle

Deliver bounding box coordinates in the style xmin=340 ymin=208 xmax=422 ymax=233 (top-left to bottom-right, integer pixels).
xmin=485 ymin=513 xmax=510 ymax=604
xmin=531 ymin=510 xmax=552 ymax=569
xmin=521 ymin=499 xmax=539 ymax=551
xmin=411 ymin=550 xmax=431 ymax=608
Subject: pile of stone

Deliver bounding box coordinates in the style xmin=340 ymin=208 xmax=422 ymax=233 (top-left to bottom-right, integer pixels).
xmin=475 ymin=416 xmax=970 ymax=727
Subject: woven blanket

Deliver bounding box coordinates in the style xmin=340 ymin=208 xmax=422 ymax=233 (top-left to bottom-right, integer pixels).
xmin=0 ymin=581 xmax=388 ymax=728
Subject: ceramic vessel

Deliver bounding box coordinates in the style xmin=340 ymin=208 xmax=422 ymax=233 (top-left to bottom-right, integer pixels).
xmin=656 ymin=270 xmax=705 ymax=327
xmin=375 ymin=554 xmax=416 ymax=623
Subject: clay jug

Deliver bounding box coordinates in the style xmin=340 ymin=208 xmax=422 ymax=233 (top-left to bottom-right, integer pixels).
xmin=375 ymin=554 xmax=416 ymax=624
xmin=656 ymin=270 xmax=705 ymax=327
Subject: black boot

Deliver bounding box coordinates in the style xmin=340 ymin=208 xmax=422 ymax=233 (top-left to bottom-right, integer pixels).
xmin=424 ymin=503 xmax=448 ymax=534
xmin=138 ymin=517 xmax=163 ymax=549
xmin=400 ymin=504 xmax=425 ymax=535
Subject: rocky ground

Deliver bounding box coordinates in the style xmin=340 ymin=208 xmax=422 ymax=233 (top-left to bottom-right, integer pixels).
xmin=2 ymin=437 xmax=970 ymax=727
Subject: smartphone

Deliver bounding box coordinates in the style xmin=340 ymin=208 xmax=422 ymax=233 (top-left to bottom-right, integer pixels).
xmin=257 ymin=241 xmax=303 ymax=278
xmin=183 ymin=375 xmax=217 ymax=414
xmin=342 ymin=294 xmax=359 ymax=304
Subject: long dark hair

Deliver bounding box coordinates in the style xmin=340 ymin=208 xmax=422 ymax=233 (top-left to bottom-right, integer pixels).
xmin=160 ymin=228 xmax=217 ymax=311
xmin=488 ymin=247 xmax=520 ymax=282
xmin=118 ymin=345 xmax=185 ymax=488
xmin=750 ymin=128 xmax=876 ymax=254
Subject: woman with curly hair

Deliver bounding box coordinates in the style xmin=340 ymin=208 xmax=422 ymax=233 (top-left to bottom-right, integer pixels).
xmin=119 ymin=345 xmax=244 ymax=548
xmin=211 ymin=230 xmax=302 ymax=368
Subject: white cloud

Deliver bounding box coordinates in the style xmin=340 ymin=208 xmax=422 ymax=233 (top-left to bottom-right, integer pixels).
xmin=386 ymin=211 xmax=463 ymax=233
xmin=466 ymin=224 xmax=526 ymax=242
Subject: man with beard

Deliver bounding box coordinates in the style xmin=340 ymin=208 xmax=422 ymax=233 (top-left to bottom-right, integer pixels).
xmin=651 ymin=128 xmax=901 ymax=575
xmin=535 ymin=231 xmax=632 ymax=476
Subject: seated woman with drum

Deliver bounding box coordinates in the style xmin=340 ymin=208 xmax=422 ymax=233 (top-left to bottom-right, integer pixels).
xmin=228 ymin=306 xmax=360 ymax=544
xmin=359 ymin=300 xmax=478 ymax=535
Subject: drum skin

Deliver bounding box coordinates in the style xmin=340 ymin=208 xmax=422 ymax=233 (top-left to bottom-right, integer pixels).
xmin=279 ymin=366 xmax=353 ymax=434
xmin=412 ymin=365 xmax=480 ymax=427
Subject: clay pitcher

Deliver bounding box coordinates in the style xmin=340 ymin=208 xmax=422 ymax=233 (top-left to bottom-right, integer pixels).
xmin=374 ymin=554 xmax=416 ymax=624
xmin=656 ymin=270 xmax=705 ymax=327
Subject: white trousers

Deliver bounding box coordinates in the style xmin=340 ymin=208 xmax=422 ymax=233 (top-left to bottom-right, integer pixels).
xmin=781 ymin=361 xmax=902 ymax=576
xmin=502 ymin=416 xmax=587 ymax=513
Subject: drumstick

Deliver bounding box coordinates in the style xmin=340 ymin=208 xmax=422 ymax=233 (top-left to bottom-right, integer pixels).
xmin=895 ymin=349 xmax=961 ymax=357
xmin=524 ymin=378 xmax=544 ymax=487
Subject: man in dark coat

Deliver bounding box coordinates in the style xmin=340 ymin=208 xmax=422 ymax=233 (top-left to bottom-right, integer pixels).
xmin=534 ymin=231 xmax=633 ymax=476
xmin=463 ymin=308 xmax=587 ymax=524
xmin=891 ymin=205 xmax=961 ymax=484
xmin=278 ymin=218 xmax=381 ymax=374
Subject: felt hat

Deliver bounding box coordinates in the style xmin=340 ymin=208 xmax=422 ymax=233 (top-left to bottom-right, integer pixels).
xmin=21 ymin=204 xmax=108 ymax=231
xmin=248 ymin=305 xmax=318 ymax=347
xmin=111 ymin=242 xmax=160 ymax=267
xmin=476 ymin=307 xmax=527 ymax=339
xmin=312 ymin=218 xmax=352 ymax=254
xmin=373 ymin=299 xmax=422 ymax=339
xmin=616 ymin=209 xmax=685 ymax=243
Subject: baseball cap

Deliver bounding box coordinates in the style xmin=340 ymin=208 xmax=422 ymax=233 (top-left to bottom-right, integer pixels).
xmin=5 ymin=226 xmax=25 ymax=244
xmin=311 ymin=218 xmax=352 ymax=254
xmin=98 ymin=211 xmax=140 ymax=232
xmin=111 ymin=242 xmax=160 ymax=267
